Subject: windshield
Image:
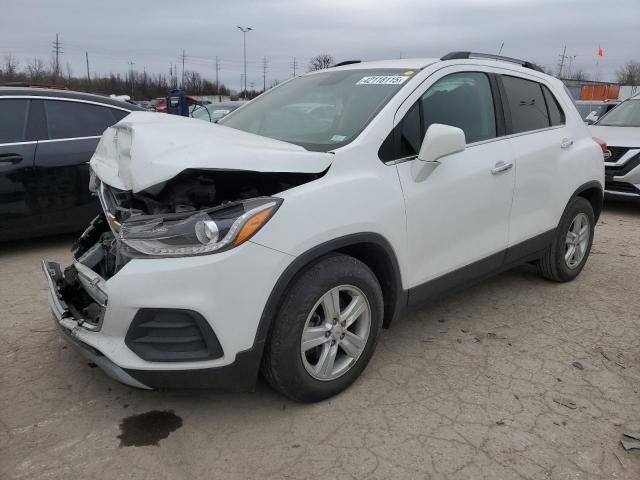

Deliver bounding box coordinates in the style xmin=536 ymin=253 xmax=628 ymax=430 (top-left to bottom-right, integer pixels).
xmin=219 ymin=69 xmax=415 ymax=151
xmin=597 ymin=99 xmax=640 ymax=127
xmin=576 ymin=103 xmax=608 ymax=120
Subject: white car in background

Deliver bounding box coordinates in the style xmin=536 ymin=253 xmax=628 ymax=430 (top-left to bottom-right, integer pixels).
xmin=590 ymin=95 xmax=640 ymax=197
xmin=44 ymin=52 xmax=604 ymax=402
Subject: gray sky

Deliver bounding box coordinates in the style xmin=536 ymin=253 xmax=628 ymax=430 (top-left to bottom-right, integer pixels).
xmin=3 ymin=0 xmax=637 ymax=89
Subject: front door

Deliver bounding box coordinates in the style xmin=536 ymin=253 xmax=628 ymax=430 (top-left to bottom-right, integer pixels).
xmin=391 ymin=68 xmax=516 ymax=295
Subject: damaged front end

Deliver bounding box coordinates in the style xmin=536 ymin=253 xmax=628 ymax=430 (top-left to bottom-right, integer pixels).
xmin=44 ymin=167 xmax=322 ymax=332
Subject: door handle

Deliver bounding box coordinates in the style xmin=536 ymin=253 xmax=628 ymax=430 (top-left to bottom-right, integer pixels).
xmin=560 ymin=138 xmax=574 ymax=149
xmin=491 ymin=161 xmax=513 ymax=175
xmin=0 ymin=153 xmax=23 ymax=166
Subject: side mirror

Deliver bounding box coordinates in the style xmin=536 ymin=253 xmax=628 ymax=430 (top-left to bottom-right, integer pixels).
xmin=417 ymin=124 xmax=466 ymax=164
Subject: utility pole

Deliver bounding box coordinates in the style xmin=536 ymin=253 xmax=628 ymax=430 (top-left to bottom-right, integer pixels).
xmin=237 ymin=26 xmax=253 ymax=94
xmin=215 ymin=56 xmax=220 ymax=91
xmin=497 ymin=42 xmax=504 ymax=55
xmin=181 ymin=50 xmax=186 ymax=88
xmin=51 ymin=33 xmax=62 ymax=82
xmin=557 ymin=45 xmax=567 ymax=78
xmin=291 ymin=57 xmax=298 ymax=78
xmin=262 ymin=56 xmax=268 ymax=91
xmin=85 ymin=51 xmax=90 ymax=83
xmin=128 ymin=61 xmax=135 ymax=98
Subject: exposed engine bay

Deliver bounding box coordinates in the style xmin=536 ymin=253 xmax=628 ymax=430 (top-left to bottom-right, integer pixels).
xmin=99 ymin=168 xmax=322 ymax=220
xmin=55 ymin=168 xmax=322 ymax=328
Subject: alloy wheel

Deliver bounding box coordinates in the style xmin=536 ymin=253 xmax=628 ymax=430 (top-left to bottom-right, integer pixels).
xmin=300 ymin=285 xmax=371 ymax=381
xmin=564 ymin=212 xmax=590 ymax=269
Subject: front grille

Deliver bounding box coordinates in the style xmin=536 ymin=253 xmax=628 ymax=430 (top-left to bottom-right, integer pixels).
xmin=605 ymin=180 xmax=640 ymax=195
xmin=125 ymin=309 xmax=223 ymax=362
xmin=606 ymin=146 xmax=630 ymax=163
xmin=605 ymin=150 xmax=640 ymax=177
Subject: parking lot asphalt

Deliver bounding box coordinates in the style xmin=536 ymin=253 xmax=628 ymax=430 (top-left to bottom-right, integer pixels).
xmin=1 ymin=200 xmax=639 ymax=480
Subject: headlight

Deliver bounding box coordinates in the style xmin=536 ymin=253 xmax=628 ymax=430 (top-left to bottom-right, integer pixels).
xmin=119 ymin=197 xmax=281 ymax=257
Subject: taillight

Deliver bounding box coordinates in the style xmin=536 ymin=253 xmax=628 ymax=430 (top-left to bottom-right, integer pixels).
xmin=592 ymin=137 xmax=610 ymax=160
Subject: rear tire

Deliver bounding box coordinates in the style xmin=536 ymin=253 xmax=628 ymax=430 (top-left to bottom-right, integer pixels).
xmin=537 ymin=196 xmax=594 ymax=282
xmin=262 ymin=254 xmax=383 ymax=402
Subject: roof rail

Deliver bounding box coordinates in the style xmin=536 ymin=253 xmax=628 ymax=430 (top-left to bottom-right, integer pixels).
xmin=333 ymin=60 xmax=361 ymax=67
xmin=440 ymin=51 xmax=544 ymax=73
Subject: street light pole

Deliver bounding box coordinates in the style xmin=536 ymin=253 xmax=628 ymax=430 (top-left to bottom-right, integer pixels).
xmin=236 ymin=26 xmax=252 ymax=97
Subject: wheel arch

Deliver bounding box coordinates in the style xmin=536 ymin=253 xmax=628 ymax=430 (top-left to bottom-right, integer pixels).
xmin=570 ymin=180 xmax=603 ymax=222
xmin=254 ymin=233 xmax=406 ymax=358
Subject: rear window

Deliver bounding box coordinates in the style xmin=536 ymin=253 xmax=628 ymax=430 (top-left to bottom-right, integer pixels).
xmin=44 ymin=100 xmax=121 ymax=139
xmin=0 ymin=99 xmax=29 ymax=143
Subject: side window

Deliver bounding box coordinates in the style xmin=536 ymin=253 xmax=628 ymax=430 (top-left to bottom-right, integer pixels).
xmin=110 ymin=108 xmax=130 ymax=122
xmin=501 ymin=76 xmax=550 ymax=133
xmin=541 ymin=86 xmax=565 ymax=126
xmin=421 ymin=72 xmax=496 ymax=144
xmin=398 ymin=102 xmax=422 ymax=157
xmin=379 ymin=71 xmax=498 ymax=162
xmin=44 ymin=100 xmax=119 ymax=140
xmin=0 ymin=99 xmax=29 ymax=143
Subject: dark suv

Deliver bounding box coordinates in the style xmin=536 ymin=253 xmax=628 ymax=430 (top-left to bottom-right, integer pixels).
xmin=0 ymin=88 xmax=143 ymax=241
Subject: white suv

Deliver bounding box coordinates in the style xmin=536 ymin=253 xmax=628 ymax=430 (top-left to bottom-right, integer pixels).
xmin=44 ymin=52 xmax=605 ymax=402
xmin=589 ymin=95 xmax=640 ymax=197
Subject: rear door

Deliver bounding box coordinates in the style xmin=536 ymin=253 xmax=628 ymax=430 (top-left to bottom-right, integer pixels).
xmin=0 ymin=98 xmax=38 ymax=241
xmin=34 ymin=99 xmax=129 ymax=233
xmin=498 ymin=73 xmax=569 ymax=245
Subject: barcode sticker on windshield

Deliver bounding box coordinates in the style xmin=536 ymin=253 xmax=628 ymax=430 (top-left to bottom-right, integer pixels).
xmin=356 ymin=75 xmax=409 ymax=85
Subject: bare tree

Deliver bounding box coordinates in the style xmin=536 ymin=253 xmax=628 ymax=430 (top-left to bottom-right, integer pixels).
xmin=65 ymin=62 xmax=73 ymax=82
xmin=616 ymin=61 xmax=640 ymax=85
xmin=3 ymin=54 xmax=19 ymax=78
xmin=572 ymin=68 xmax=591 ymax=81
xmin=26 ymin=58 xmax=47 ymax=82
xmin=308 ymin=53 xmax=334 ymax=72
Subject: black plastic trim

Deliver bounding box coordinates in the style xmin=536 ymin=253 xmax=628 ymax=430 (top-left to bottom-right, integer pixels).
xmin=570 ymin=180 xmax=604 ymax=222
xmin=123 ymin=347 xmax=261 ymax=391
xmin=440 ymin=51 xmax=545 ymax=73
xmin=408 ymin=229 xmax=555 ymax=306
xmin=125 ymin=309 xmax=224 ymax=362
xmin=259 ymin=233 xmax=405 ymax=334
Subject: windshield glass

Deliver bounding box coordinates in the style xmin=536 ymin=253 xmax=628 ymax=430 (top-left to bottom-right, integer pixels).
xmin=597 ymin=99 xmax=640 ymax=126
xmin=576 ymin=103 xmax=607 ymax=120
xmin=219 ymin=69 xmax=415 ymax=151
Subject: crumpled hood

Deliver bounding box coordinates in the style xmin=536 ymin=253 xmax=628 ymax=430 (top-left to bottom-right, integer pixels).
xmin=90 ymin=111 xmax=333 ymax=192
xmin=589 ymin=125 xmax=640 ymax=148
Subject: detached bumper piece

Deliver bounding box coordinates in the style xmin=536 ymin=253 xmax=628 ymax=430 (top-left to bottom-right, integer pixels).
xmin=125 ymin=309 xmax=224 ymax=362
xmin=42 ymin=261 xmax=151 ymax=390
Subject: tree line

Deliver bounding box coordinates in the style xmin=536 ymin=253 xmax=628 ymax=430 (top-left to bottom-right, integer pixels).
xmin=0 ymin=54 xmax=235 ymax=100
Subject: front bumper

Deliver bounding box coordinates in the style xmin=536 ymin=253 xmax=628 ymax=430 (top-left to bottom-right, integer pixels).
xmin=605 ymin=147 xmax=640 ymax=197
xmin=43 ymin=240 xmax=294 ymax=390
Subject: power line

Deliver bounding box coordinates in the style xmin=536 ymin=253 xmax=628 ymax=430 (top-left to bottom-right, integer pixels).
xmin=262 ymin=56 xmax=268 ymax=91
xmin=181 ymin=49 xmax=187 ymax=88
xmin=215 ymin=55 xmax=219 ymax=88
xmin=85 ymin=51 xmax=90 ymax=82
xmin=51 ymin=33 xmax=62 ymax=82
xmin=557 ymin=45 xmax=567 ymax=77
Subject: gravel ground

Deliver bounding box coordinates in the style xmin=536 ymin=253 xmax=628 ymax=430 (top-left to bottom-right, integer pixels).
xmin=1 ymin=199 xmax=639 ymax=480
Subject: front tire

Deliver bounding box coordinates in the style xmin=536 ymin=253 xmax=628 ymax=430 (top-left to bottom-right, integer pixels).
xmin=262 ymin=254 xmax=383 ymax=402
xmin=537 ymin=197 xmax=595 ymax=282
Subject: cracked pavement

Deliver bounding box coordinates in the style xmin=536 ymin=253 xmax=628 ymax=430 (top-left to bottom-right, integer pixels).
xmin=1 ymin=200 xmax=639 ymax=479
